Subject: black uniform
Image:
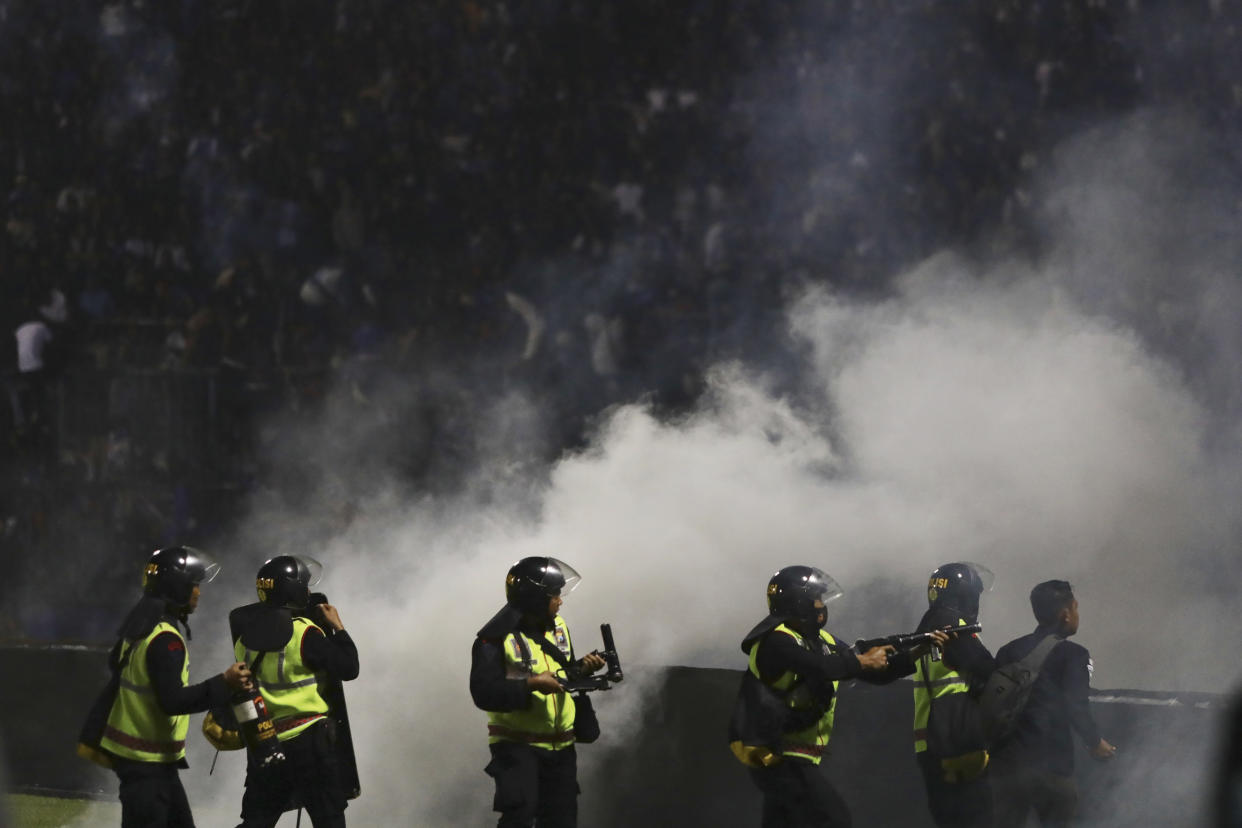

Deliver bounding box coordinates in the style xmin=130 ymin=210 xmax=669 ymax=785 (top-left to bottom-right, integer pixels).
xmin=990 ymin=627 xmax=1101 ymax=827
xmin=747 ymin=625 xmax=917 ymax=828
xmin=235 ymin=618 xmax=359 ymax=828
xmin=913 ymin=607 xmax=996 ymax=828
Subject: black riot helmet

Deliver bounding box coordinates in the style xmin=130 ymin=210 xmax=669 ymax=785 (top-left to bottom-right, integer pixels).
xmin=767 ymin=566 xmax=844 ymax=630
xmin=927 ymin=562 xmax=995 ymax=622
xmin=505 ymin=557 xmax=581 ymax=615
xmin=142 ymin=546 xmax=221 ymax=608
xmin=256 ymin=555 xmax=323 ymax=610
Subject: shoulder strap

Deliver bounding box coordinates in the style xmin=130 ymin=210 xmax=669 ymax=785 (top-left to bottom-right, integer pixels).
xmin=509 ymin=632 xmax=536 ymax=670
xmin=533 ymin=635 xmax=572 ymax=670
xmin=510 ymin=627 xmax=575 ymax=672
xmin=237 ymin=642 xmax=271 ymax=673
xmin=1016 ymin=634 xmax=1061 ymax=674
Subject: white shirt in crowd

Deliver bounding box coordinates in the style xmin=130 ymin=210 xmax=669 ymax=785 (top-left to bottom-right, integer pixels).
xmin=15 ymin=320 xmax=53 ymax=373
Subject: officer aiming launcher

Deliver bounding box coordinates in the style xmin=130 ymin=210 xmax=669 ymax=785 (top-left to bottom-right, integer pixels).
xmin=854 ymin=623 xmax=982 ymax=656
xmin=560 ymin=623 xmax=624 ymax=693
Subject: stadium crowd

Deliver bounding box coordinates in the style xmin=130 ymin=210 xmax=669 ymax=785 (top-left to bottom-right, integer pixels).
xmin=1 ymin=0 xmax=1237 ymax=637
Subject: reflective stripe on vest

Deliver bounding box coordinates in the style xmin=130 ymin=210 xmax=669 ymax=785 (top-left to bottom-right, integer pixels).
xmin=487 ymin=615 xmax=576 ymax=751
xmin=100 ymin=621 xmax=189 ymax=763
xmin=237 ymin=617 xmax=329 ymax=742
xmin=912 ymin=617 xmax=972 ymax=753
xmin=748 ymin=624 xmax=839 ymax=766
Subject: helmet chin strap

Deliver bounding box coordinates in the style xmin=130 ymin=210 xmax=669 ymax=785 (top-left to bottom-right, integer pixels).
xmin=791 ymin=612 xmax=826 ymax=637
xmin=167 ymin=600 xmax=193 ymax=639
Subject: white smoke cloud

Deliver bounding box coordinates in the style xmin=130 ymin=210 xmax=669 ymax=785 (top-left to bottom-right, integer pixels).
xmin=182 ymin=225 xmax=1241 ymax=824
xmin=164 ymin=88 xmax=1242 ymax=828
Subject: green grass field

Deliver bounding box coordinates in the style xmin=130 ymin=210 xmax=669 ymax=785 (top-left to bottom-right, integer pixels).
xmin=6 ymin=792 xmax=299 ymax=826
xmin=6 ymin=793 xmax=107 ymax=827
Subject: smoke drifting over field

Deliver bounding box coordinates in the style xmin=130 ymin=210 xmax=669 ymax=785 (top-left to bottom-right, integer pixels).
xmin=173 ymin=108 xmax=1242 ymax=825
xmin=51 ymin=2 xmax=1220 ymax=823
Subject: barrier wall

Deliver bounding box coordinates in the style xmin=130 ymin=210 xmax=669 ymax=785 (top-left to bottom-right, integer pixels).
xmin=580 ymin=666 xmax=1227 ymax=827
xmin=3 ymin=647 xmax=1228 ymax=826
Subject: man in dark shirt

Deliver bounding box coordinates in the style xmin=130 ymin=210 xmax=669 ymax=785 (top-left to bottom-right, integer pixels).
xmin=990 ymin=580 xmax=1116 ymax=827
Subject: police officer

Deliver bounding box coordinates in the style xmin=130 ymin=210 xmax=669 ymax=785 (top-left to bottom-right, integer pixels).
xmin=80 ymin=546 xmax=252 ymax=827
xmin=912 ymin=562 xmax=997 ymax=828
xmin=231 ymin=555 xmax=359 ymax=828
xmin=469 ymin=557 xmax=606 ymax=828
xmin=737 ymin=566 xmax=939 ymax=828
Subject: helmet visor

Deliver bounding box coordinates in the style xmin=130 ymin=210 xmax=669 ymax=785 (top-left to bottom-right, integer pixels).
xmin=804 ymin=567 xmax=845 ymax=605
xmin=964 ymin=562 xmax=995 ymax=592
xmin=546 ymin=558 xmax=580 ymax=597
xmin=296 ymin=556 xmax=324 ymax=588
xmin=183 ymin=547 xmax=221 ymax=585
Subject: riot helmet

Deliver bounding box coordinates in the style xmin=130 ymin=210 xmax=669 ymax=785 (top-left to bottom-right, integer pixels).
xmin=505 ymin=557 xmax=580 ymax=615
xmin=256 ymin=555 xmax=323 ymax=609
xmin=767 ymin=566 xmax=844 ymax=630
xmin=927 ymin=562 xmax=994 ymax=622
xmin=142 ymin=546 xmax=220 ymax=608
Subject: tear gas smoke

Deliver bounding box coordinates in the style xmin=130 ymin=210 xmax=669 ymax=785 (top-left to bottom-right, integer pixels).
xmin=173 ymin=111 xmax=1242 ymax=825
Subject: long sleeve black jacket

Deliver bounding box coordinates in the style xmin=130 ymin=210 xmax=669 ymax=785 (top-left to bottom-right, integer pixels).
xmin=143 ymin=629 xmax=231 ymax=717
xmin=754 ymin=626 xmax=917 ymax=710
xmin=470 ymin=636 xmax=533 ymax=713
xmin=301 ymin=627 xmax=360 ymax=681
xmin=994 ymin=626 xmax=1101 ymax=775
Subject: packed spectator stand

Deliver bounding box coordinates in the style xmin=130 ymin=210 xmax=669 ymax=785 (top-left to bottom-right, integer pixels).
xmin=1 ymin=0 xmax=1236 ymax=638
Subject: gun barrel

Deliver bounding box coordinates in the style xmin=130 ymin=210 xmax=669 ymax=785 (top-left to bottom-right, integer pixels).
xmin=945 ymin=623 xmax=982 ymax=636
xmin=854 ymin=622 xmax=982 ymax=653
xmin=600 ymin=623 xmax=623 ymax=682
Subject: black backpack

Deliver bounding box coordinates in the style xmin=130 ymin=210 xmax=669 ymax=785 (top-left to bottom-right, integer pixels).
xmin=978 ymin=634 xmax=1061 ymax=745
xmin=727 ymin=668 xmax=793 ymax=767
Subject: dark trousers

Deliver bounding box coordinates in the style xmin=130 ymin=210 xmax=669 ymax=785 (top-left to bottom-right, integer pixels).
xmin=114 ymin=758 xmax=194 ymax=828
xmin=748 ymin=758 xmax=852 ymax=828
xmin=485 ymin=741 xmax=578 ymax=828
xmin=237 ymin=722 xmax=346 ymax=828
xmin=990 ymin=755 xmax=1079 ymax=827
xmin=916 ymin=752 xmax=993 ymax=828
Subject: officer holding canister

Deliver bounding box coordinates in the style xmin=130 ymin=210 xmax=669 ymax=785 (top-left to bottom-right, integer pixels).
xmin=230 ymin=555 xmax=359 ymax=828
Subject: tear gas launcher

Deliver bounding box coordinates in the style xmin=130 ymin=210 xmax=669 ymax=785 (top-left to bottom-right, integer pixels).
xmin=853 ymin=623 xmax=982 ymax=655
xmin=560 ymin=623 xmax=624 ymax=693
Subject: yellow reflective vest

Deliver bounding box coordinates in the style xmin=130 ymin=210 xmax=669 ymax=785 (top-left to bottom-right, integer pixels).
xmin=235 ymin=616 xmax=330 ymax=742
xmin=100 ymin=621 xmax=189 ymax=763
xmin=912 ymin=616 xmax=989 ymax=782
xmin=487 ymin=615 xmax=576 ymax=751
xmin=912 ymin=616 xmax=973 ymax=753
xmin=748 ymin=624 xmax=839 ymax=765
